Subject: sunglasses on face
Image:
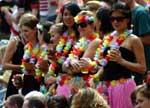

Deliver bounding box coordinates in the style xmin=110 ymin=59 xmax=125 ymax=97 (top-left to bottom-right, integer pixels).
xmin=110 ymin=16 xmax=127 ymax=22
xmin=77 ymin=22 xmax=88 ymax=28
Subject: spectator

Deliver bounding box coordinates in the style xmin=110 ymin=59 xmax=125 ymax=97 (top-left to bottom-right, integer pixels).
xmin=24 ymin=91 xmax=47 ymax=107
xmin=22 ymin=98 xmax=45 ymax=108
xmin=71 ymin=88 xmax=109 ymax=108
xmin=0 ymin=0 xmax=16 ymax=38
xmin=133 ymin=83 xmax=150 ymax=108
xmin=122 ymin=0 xmax=150 ymax=85
xmin=95 ymin=7 xmax=114 ymax=39
xmin=2 ymin=27 xmax=25 ymax=99
xmin=47 ymin=95 xmax=69 ymax=108
xmin=80 ymin=2 xmax=146 ymax=108
xmin=4 ymin=94 xmax=24 ymax=108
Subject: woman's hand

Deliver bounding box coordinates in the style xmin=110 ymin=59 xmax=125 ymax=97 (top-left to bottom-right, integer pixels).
xmin=70 ymin=59 xmax=81 ymax=73
xmin=24 ymin=63 xmax=36 ymax=75
xmin=109 ymin=49 xmax=123 ymax=64
xmin=44 ymin=76 xmax=56 ymax=85
xmin=39 ymin=60 xmax=49 ymax=74
xmin=12 ymin=74 xmax=23 ymax=89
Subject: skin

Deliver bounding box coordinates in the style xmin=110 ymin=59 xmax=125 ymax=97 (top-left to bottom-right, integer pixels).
xmin=63 ymin=8 xmax=75 ymax=29
xmin=22 ymin=100 xmax=29 ymax=108
xmin=135 ymin=92 xmax=150 ymax=108
xmin=62 ymin=21 xmax=96 ymax=73
xmin=121 ymin=0 xmax=150 ymax=45
xmin=81 ymin=10 xmax=146 ymax=74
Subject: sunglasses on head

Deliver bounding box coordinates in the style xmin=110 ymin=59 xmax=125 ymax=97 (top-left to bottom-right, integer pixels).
xmin=110 ymin=16 xmax=127 ymax=22
xmin=77 ymin=22 xmax=88 ymax=28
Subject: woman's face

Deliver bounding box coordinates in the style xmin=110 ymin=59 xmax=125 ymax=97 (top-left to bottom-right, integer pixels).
xmin=49 ymin=26 xmax=61 ymax=45
xmin=78 ymin=22 xmax=94 ymax=37
xmin=21 ymin=25 xmax=37 ymax=43
xmin=63 ymin=8 xmax=75 ymax=28
xmin=111 ymin=11 xmax=129 ymax=32
xmin=135 ymin=92 xmax=150 ymax=108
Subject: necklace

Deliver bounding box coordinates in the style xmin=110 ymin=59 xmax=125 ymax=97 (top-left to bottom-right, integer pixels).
xmin=65 ymin=33 xmax=99 ymax=67
xmin=94 ymin=29 xmax=132 ymax=66
xmin=21 ymin=42 xmax=40 ymax=74
xmin=35 ymin=44 xmax=49 ymax=81
xmin=55 ymin=31 xmax=75 ymax=64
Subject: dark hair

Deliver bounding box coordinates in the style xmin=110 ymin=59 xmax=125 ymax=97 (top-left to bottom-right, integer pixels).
xmin=96 ymin=7 xmax=114 ymax=34
xmin=110 ymin=2 xmax=131 ymax=29
xmin=38 ymin=21 xmax=54 ymax=44
xmin=8 ymin=94 xmax=24 ymax=108
xmin=47 ymin=95 xmax=69 ymax=108
xmin=28 ymin=98 xmax=45 ymax=108
xmin=61 ymin=3 xmax=81 ymax=17
xmin=61 ymin=3 xmax=81 ymax=40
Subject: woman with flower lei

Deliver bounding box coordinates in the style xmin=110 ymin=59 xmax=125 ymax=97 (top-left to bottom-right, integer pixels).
xmin=62 ymin=10 xmax=99 ymax=96
xmin=43 ymin=3 xmax=81 ymax=98
xmin=79 ymin=2 xmax=146 ymax=108
xmin=12 ymin=13 xmax=42 ymax=95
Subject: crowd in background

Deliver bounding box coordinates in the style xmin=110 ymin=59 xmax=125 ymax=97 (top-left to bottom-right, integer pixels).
xmin=0 ymin=0 xmax=150 ymax=108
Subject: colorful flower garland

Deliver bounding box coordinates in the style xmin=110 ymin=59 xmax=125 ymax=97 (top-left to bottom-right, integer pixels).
xmin=74 ymin=15 xmax=95 ymax=23
xmin=21 ymin=42 xmax=40 ymax=74
xmin=55 ymin=31 xmax=76 ymax=64
xmin=35 ymin=44 xmax=49 ymax=81
xmin=93 ymin=29 xmax=132 ymax=67
xmin=65 ymin=33 xmax=99 ymax=70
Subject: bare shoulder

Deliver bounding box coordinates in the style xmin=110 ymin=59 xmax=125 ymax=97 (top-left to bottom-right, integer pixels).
xmin=129 ymin=34 xmax=142 ymax=43
xmin=128 ymin=34 xmax=143 ymax=48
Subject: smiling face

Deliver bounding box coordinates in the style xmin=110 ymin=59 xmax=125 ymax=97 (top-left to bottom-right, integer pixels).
xmin=21 ymin=25 xmax=37 ymax=43
xmin=49 ymin=25 xmax=61 ymax=45
xmin=110 ymin=10 xmax=129 ymax=33
xmin=63 ymin=8 xmax=75 ymax=28
xmin=77 ymin=22 xmax=94 ymax=37
xmin=135 ymin=92 xmax=150 ymax=108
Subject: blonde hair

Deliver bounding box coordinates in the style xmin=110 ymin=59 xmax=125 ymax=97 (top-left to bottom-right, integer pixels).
xmin=71 ymin=88 xmax=108 ymax=108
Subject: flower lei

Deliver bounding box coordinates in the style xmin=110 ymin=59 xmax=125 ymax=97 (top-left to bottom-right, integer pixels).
xmin=35 ymin=44 xmax=49 ymax=81
xmin=21 ymin=42 xmax=40 ymax=74
xmin=55 ymin=31 xmax=75 ymax=64
xmin=65 ymin=33 xmax=99 ymax=67
xmin=74 ymin=15 xmax=95 ymax=23
xmin=93 ymin=29 xmax=132 ymax=67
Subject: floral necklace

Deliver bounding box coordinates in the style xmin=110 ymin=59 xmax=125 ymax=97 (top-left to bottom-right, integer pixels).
xmin=21 ymin=42 xmax=40 ymax=74
xmin=65 ymin=33 xmax=99 ymax=67
xmin=35 ymin=44 xmax=49 ymax=81
xmin=55 ymin=31 xmax=76 ymax=64
xmin=94 ymin=29 xmax=132 ymax=67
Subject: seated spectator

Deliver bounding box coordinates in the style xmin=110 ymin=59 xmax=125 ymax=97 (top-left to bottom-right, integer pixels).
xmin=24 ymin=91 xmax=47 ymax=107
xmin=22 ymin=98 xmax=45 ymax=108
xmin=4 ymin=94 xmax=24 ymax=108
xmin=71 ymin=88 xmax=109 ymax=108
xmin=47 ymin=95 xmax=69 ymax=108
xmin=131 ymin=72 xmax=150 ymax=108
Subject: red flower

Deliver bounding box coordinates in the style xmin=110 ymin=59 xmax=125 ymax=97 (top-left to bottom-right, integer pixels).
xmin=146 ymin=74 xmax=150 ymax=84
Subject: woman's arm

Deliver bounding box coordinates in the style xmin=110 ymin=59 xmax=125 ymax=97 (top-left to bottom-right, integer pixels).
xmin=2 ymin=39 xmax=22 ymax=71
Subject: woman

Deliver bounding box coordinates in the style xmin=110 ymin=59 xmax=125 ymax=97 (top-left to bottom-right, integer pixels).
xmin=134 ymin=81 xmax=150 ymax=108
xmin=95 ymin=7 xmax=114 ymax=39
xmin=62 ymin=10 xmax=99 ymax=96
xmin=80 ymin=2 xmax=146 ymax=108
xmin=51 ymin=3 xmax=81 ymax=98
xmin=2 ymin=30 xmax=25 ymax=99
xmin=71 ymin=88 xmax=109 ymax=108
xmin=13 ymin=13 xmax=40 ymax=96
